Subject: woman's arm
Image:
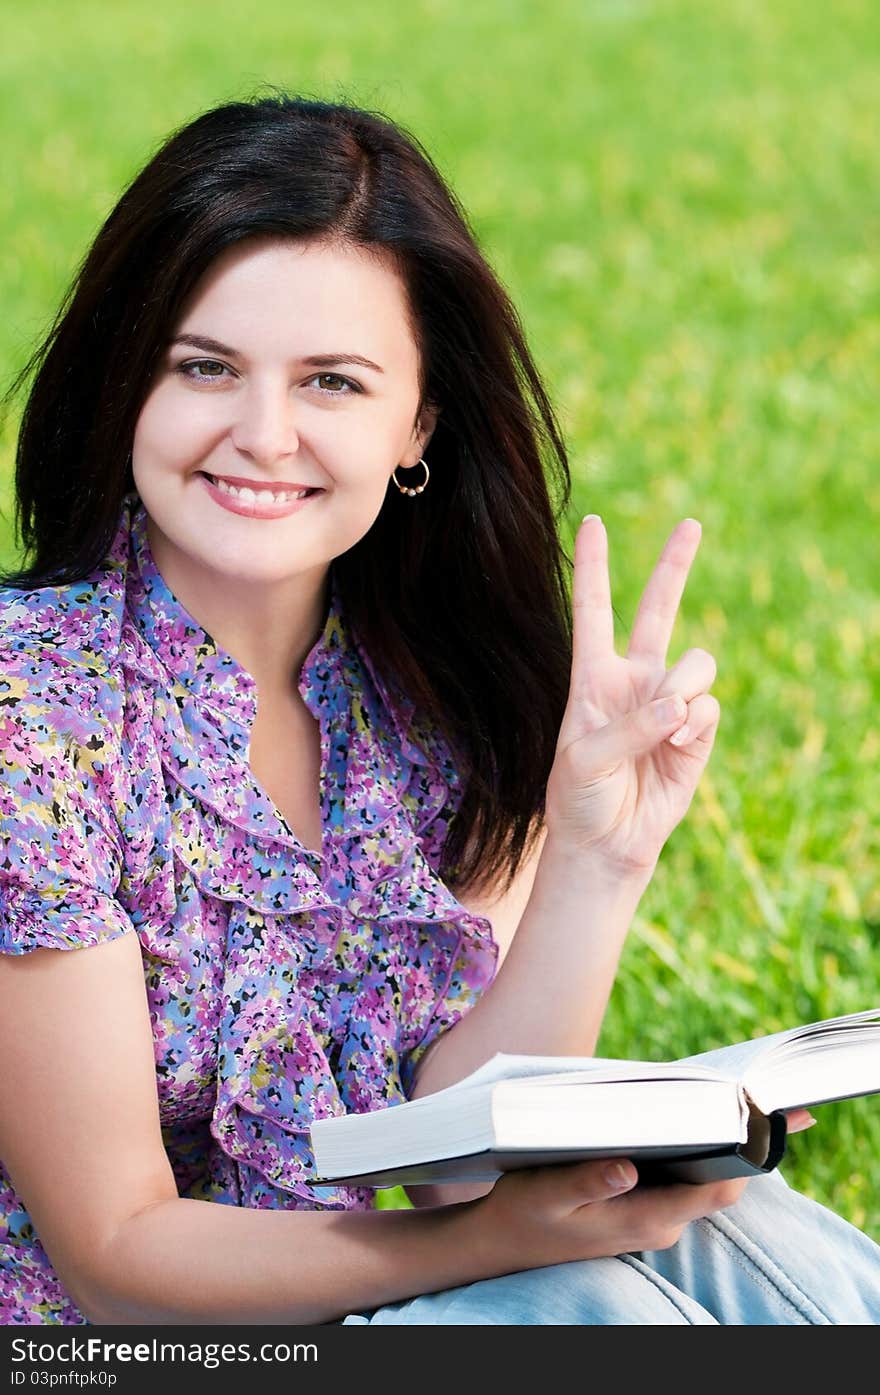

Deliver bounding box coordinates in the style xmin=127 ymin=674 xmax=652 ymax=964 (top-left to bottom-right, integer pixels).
xmin=407 ymin=518 xmax=717 ymax=1206
xmin=0 ymin=932 xmax=493 ymax=1325
xmin=410 ymin=518 xmax=716 ymax=1098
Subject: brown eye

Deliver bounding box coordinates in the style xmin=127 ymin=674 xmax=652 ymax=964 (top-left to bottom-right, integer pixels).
xmin=178 ymin=359 xmax=228 ymax=380
xmin=311 ymin=373 xmax=359 ymax=395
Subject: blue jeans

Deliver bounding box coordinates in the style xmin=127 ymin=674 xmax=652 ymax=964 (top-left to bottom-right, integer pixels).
xmin=341 ymin=1170 xmax=880 ymax=1324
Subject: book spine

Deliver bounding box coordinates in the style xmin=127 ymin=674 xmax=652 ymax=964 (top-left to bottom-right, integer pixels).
xmin=635 ymin=1110 xmax=788 ymax=1185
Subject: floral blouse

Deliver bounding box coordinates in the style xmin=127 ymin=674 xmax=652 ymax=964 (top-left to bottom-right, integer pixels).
xmin=0 ymin=493 xmax=498 ymax=1325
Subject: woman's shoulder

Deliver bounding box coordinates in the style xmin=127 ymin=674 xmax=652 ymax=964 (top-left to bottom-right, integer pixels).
xmin=0 ymin=566 xmax=128 ymax=758
xmin=0 ymin=550 xmax=125 ymax=657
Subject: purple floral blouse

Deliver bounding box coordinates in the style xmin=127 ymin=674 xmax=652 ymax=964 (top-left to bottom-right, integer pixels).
xmin=0 ymin=493 xmax=498 ymax=1324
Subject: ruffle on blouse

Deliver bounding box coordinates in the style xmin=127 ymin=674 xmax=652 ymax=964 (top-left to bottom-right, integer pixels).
xmin=0 ymin=878 xmax=136 ymax=954
xmin=206 ymin=889 xmax=496 ymax=1207
xmin=122 ymin=586 xmax=498 ymax=1208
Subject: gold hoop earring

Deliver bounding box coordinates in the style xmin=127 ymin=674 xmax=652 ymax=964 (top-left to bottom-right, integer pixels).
xmin=392 ymin=457 xmax=430 ymax=496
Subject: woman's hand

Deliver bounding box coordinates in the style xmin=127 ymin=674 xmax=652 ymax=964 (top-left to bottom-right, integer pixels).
xmin=544 ymin=515 xmax=718 ymax=876
xmin=476 ymin=1158 xmax=749 ymax=1271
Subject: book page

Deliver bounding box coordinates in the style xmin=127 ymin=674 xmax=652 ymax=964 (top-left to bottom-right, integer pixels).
xmin=742 ymin=1031 xmax=880 ymax=1113
xmin=423 ymin=1051 xmax=724 ymax=1099
xmin=412 ymin=1009 xmax=880 ymax=1103
xmin=677 ymin=1007 xmax=880 ymax=1081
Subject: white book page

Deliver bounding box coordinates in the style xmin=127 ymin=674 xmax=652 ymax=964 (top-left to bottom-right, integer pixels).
xmin=743 ymin=1038 xmax=880 ymax=1114
xmin=411 ymin=1010 xmax=880 ymax=1105
xmin=677 ymin=1007 xmax=880 ymax=1081
xmin=423 ymin=1051 xmax=723 ymax=1099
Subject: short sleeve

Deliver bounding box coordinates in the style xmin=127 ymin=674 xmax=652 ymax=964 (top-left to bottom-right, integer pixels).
xmin=0 ymin=657 xmax=135 ymax=955
xmin=398 ymin=908 xmax=499 ymax=1100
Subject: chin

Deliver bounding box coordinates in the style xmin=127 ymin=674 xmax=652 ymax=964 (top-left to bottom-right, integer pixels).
xmin=194 ymin=547 xmax=321 ymax=587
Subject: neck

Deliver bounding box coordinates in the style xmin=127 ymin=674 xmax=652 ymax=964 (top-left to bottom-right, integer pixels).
xmin=145 ymin=515 xmax=331 ymax=699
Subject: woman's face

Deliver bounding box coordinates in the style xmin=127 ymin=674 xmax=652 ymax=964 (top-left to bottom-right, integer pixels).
xmin=132 ymin=236 xmax=436 ymax=590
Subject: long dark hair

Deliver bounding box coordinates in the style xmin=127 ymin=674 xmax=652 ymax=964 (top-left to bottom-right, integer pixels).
xmin=0 ymin=89 xmax=574 ymax=897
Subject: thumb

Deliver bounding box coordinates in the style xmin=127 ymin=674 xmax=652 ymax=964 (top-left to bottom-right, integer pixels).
xmin=564 ymin=1158 xmax=639 ymax=1205
xmin=579 ymin=694 xmax=688 ymax=773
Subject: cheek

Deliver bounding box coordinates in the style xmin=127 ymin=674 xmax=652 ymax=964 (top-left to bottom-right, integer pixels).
xmin=331 ymin=411 xmax=414 ymax=478
xmin=133 ymin=384 xmax=216 ymax=462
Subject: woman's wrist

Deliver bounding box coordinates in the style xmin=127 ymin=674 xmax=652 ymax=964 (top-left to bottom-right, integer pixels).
xmin=537 ymin=827 xmax=657 ymax=897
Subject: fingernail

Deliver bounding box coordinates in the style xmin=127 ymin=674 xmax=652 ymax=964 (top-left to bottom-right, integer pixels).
xmin=655 ymin=695 xmax=686 ymax=725
xmin=582 ymin=514 xmax=602 ymax=525
xmin=604 ymin=1161 xmax=637 ymax=1191
xmin=803 ymin=1113 xmax=817 ymax=1127
xmin=668 ymin=724 xmax=691 ymax=746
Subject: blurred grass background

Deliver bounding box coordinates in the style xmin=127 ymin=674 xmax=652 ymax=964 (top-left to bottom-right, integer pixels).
xmin=1 ymin=0 xmax=878 ymax=1238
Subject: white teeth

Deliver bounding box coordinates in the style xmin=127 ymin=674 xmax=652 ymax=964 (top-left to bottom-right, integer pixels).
xmin=207 ymin=475 xmax=309 ymax=504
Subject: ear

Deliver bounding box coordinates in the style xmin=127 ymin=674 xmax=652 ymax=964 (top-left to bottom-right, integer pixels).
xmin=399 ymin=399 xmax=440 ymax=470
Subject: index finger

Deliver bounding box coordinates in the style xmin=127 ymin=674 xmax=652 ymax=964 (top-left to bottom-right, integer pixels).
xmin=620 ymin=1174 xmax=748 ymax=1225
xmin=626 ymin=519 xmax=702 ymax=666
xmin=570 ymin=515 xmax=615 ymax=678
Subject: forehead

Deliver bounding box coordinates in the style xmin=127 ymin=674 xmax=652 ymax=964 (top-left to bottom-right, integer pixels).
xmin=175 ymin=237 xmax=418 ymax=367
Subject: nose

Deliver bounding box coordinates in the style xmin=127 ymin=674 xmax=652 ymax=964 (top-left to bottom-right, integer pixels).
xmin=229 ymin=380 xmax=301 ymax=465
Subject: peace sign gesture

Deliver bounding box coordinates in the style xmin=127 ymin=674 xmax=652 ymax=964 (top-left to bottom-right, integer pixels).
xmin=544 ymin=516 xmax=719 ymax=877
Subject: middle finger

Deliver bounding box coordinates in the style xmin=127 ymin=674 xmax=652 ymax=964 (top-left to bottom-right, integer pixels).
xmin=626 ymin=519 xmax=702 ymax=667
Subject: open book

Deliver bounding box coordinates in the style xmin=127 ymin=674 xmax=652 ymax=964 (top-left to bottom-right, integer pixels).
xmin=309 ymin=1008 xmax=880 ymax=1186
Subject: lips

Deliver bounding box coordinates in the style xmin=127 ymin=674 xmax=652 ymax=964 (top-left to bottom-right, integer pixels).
xmin=199 ymin=472 xmax=321 ymax=494
xmin=198 ymin=471 xmax=323 ymax=520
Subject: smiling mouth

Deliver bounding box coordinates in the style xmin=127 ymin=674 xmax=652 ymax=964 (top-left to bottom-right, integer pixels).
xmin=198 ymin=472 xmax=322 ymax=502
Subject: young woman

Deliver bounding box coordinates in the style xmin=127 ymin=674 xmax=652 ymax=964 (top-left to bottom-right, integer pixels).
xmin=0 ymin=93 xmax=878 ymax=1326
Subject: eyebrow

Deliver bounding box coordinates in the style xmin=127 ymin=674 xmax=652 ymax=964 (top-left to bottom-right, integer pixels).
xmin=168 ymin=333 xmax=385 ymax=374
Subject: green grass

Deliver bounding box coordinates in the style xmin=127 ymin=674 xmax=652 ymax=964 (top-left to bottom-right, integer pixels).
xmin=2 ymin=0 xmax=879 ymax=1241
